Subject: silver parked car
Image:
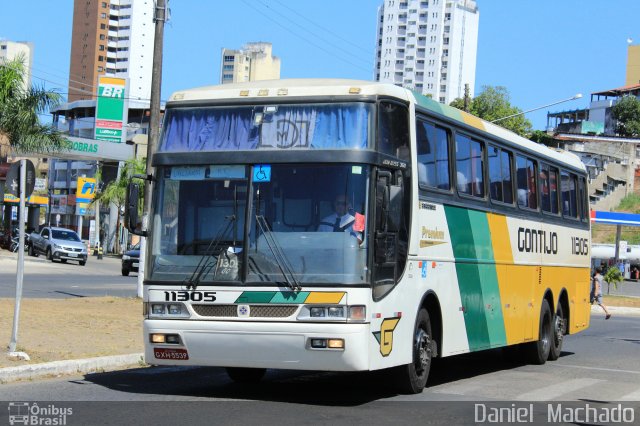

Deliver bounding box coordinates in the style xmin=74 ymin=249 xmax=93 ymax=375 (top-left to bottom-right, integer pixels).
xmin=29 ymin=226 xmax=88 ymax=266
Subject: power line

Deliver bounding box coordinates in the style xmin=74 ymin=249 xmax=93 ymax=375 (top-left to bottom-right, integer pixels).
xmin=256 ymin=0 xmax=373 ymax=67
xmin=239 ymin=0 xmax=372 ymax=75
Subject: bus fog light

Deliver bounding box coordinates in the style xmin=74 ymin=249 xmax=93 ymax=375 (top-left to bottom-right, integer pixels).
xmin=310 ymin=339 xmax=327 ymax=348
xmin=328 ymin=339 xmax=345 ymax=349
xmin=165 ymin=334 xmax=180 ymax=344
xmin=151 ymin=334 xmax=166 ymax=343
xmin=328 ymin=307 xmax=345 ymax=318
xmin=310 ymin=307 xmax=325 ymax=317
xmin=168 ymin=304 xmax=182 ymax=315
xmin=348 ymin=305 xmax=366 ymax=321
xmin=152 ymin=304 xmax=165 ymax=315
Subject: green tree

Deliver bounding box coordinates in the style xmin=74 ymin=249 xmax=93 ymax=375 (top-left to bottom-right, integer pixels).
xmin=612 ymin=95 xmax=640 ymax=138
xmin=450 ymin=86 xmax=533 ymax=137
xmin=0 ymin=56 xmax=64 ymax=159
xmin=603 ymin=267 xmax=624 ymax=294
xmin=91 ymin=158 xmax=146 ymax=254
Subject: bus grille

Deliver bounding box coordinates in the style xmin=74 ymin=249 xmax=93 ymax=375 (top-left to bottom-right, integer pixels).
xmin=192 ymin=304 xmax=298 ymax=318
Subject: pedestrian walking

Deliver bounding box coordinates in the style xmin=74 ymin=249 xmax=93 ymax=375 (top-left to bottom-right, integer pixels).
xmin=592 ymin=267 xmax=611 ymax=320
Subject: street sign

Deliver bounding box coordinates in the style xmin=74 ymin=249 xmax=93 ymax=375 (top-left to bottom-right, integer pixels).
xmin=6 ymin=160 xmax=35 ymax=198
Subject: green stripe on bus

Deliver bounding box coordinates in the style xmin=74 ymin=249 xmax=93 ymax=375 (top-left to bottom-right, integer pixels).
xmin=444 ymin=206 xmax=490 ymax=351
xmin=235 ymin=292 xmax=277 ymax=303
xmin=467 ymin=210 xmax=507 ymax=348
xmin=270 ymin=291 xmax=311 ymax=304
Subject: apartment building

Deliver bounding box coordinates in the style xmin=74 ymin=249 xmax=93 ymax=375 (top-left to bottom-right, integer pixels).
xmin=0 ymin=40 xmax=34 ymax=89
xmin=375 ymin=0 xmax=479 ymax=104
xmin=67 ymin=0 xmax=154 ymax=102
xmin=220 ymin=42 xmax=281 ymax=84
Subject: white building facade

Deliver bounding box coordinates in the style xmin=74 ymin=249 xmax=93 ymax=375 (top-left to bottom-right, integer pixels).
xmin=375 ymin=0 xmax=479 ymax=104
xmin=107 ymin=0 xmax=154 ymax=101
xmin=0 ymin=40 xmax=34 ymax=88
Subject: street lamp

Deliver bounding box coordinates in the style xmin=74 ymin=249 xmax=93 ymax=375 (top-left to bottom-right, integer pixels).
xmin=490 ymin=93 xmax=583 ymax=123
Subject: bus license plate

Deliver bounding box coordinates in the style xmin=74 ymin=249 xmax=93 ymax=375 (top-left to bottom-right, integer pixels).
xmin=154 ymin=348 xmax=189 ymax=360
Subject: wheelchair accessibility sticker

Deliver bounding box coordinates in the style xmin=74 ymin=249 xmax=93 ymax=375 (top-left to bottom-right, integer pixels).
xmin=252 ymin=165 xmax=271 ymax=182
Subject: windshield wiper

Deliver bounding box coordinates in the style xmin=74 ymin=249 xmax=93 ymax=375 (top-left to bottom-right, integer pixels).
xmin=255 ymin=215 xmax=302 ymax=292
xmin=185 ymin=215 xmax=236 ymax=290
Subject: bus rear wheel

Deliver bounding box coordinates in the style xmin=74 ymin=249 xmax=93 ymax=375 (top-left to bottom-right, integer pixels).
xmin=525 ymin=299 xmax=552 ymax=365
xmin=393 ymin=308 xmax=433 ymax=394
xmin=548 ymin=302 xmax=565 ymax=361
xmin=225 ymin=367 xmax=266 ymax=384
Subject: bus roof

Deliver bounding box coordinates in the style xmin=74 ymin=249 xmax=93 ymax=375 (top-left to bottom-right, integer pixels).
xmin=167 ymin=79 xmax=585 ymax=172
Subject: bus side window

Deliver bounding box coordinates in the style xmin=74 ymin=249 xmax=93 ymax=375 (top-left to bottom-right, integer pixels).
xmin=560 ymin=170 xmax=578 ymax=218
xmin=417 ymin=119 xmax=450 ymax=190
xmin=489 ymin=145 xmax=513 ymax=204
xmin=516 ymin=155 xmax=537 ymax=210
xmin=455 ymin=133 xmax=484 ymax=198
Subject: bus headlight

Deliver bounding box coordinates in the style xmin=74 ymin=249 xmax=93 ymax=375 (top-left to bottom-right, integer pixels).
xmin=147 ymin=302 xmax=190 ymax=319
xmin=298 ymin=305 xmax=364 ymax=322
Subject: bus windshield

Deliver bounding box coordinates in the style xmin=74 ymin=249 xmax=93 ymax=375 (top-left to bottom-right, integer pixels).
xmin=150 ymin=164 xmax=370 ymax=285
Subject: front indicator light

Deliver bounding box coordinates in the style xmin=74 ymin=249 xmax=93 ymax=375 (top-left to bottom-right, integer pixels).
xmin=327 ymin=339 xmax=345 ymax=349
xmin=151 ymin=334 xmax=165 ymax=343
xmin=165 ymin=334 xmax=180 ymax=344
xmin=349 ymin=305 xmax=366 ymax=321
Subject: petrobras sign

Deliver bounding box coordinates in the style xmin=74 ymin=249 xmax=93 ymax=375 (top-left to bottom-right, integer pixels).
xmin=76 ymin=177 xmax=97 ymax=216
xmin=95 ymin=76 xmax=129 ymax=143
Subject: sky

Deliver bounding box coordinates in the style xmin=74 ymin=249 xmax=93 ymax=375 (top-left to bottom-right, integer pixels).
xmin=1 ymin=0 xmax=639 ymax=130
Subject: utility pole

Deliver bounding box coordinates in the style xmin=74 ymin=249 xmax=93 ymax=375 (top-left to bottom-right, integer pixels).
xmin=137 ymin=0 xmax=166 ymax=298
xmin=463 ymin=83 xmax=470 ymax=112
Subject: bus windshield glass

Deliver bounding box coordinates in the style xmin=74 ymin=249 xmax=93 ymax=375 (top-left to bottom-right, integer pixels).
xmin=150 ymin=164 xmax=370 ymax=285
xmin=158 ymin=103 xmax=373 ymax=152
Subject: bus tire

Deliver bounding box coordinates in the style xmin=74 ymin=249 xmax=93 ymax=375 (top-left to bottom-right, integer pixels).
xmin=225 ymin=367 xmax=266 ymax=384
xmin=548 ymin=302 xmax=565 ymax=361
xmin=393 ymin=308 xmax=433 ymax=394
xmin=525 ymin=299 xmax=552 ymax=365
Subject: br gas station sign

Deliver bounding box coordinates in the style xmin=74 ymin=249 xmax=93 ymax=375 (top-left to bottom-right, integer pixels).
xmin=95 ymin=76 xmax=128 ymax=143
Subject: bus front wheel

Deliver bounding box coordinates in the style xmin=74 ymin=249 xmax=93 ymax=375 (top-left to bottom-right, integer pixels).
xmin=393 ymin=308 xmax=434 ymax=394
xmin=225 ymin=367 xmax=266 ymax=384
xmin=525 ymin=299 xmax=552 ymax=365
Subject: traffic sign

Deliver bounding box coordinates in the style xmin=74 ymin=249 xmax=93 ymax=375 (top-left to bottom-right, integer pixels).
xmin=5 ymin=160 xmax=36 ymax=198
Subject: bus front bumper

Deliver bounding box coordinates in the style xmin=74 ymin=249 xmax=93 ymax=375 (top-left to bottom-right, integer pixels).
xmin=144 ymin=319 xmax=371 ymax=371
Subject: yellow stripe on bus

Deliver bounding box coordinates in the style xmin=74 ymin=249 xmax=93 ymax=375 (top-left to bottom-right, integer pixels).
xmin=305 ymin=292 xmax=346 ymax=304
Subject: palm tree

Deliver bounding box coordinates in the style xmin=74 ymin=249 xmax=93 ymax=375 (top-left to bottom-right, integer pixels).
xmin=92 ymin=158 xmax=146 ymax=254
xmin=0 ymin=56 xmax=64 ymax=159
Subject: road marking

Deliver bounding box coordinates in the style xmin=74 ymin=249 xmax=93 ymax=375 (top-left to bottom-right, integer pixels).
xmin=516 ymin=378 xmax=602 ymax=401
xmin=619 ymin=388 xmax=640 ymax=401
xmin=558 ymin=364 xmax=640 ymax=375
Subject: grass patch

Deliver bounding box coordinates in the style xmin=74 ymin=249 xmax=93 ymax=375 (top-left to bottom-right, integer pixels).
xmin=603 ymin=295 xmax=640 ymax=308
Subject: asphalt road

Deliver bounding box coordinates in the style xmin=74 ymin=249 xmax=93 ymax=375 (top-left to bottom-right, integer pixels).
xmin=0 ymin=313 xmax=638 ymax=425
xmin=0 ymin=250 xmax=137 ymax=298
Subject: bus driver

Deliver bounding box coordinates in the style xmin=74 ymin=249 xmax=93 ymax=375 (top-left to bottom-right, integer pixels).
xmin=318 ymin=195 xmax=363 ymax=243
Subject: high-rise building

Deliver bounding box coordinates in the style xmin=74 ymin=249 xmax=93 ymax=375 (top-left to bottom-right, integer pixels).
xmin=67 ymin=0 xmax=154 ymax=102
xmin=375 ymin=0 xmax=479 ymax=104
xmin=220 ymin=42 xmax=281 ymax=84
xmin=0 ymin=40 xmax=34 ymax=88
xmin=626 ymin=43 xmax=640 ymax=86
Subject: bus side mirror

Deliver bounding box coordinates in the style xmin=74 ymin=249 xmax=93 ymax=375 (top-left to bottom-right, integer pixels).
xmin=375 ymin=181 xmax=388 ymax=230
xmin=126 ymin=183 xmax=145 ymax=236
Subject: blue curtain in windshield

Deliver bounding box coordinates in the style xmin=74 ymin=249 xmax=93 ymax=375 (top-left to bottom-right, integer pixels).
xmin=159 ymin=104 xmax=370 ymax=152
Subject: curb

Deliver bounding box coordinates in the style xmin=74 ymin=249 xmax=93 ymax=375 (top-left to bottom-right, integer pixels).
xmin=0 ymin=353 xmax=144 ymax=384
xmin=591 ymin=305 xmax=640 ymax=317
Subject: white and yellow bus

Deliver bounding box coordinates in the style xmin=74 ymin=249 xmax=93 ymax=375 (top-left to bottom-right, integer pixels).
xmin=131 ymin=79 xmax=591 ymax=393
